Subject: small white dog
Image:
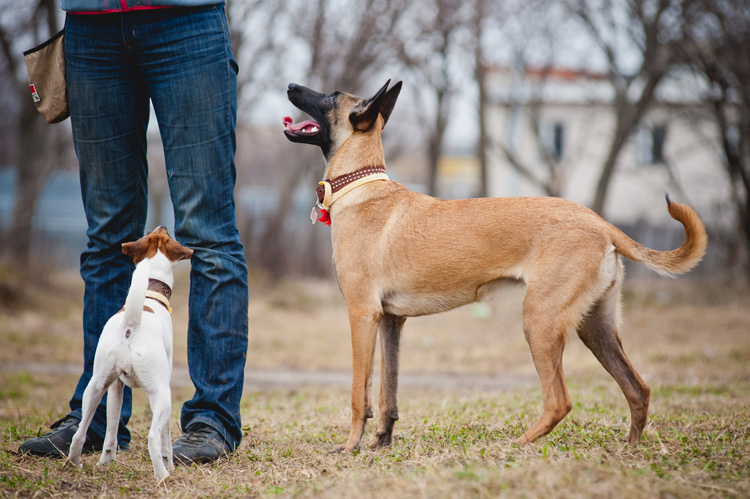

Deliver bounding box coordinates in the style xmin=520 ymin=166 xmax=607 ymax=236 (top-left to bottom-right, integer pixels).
xmin=68 ymin=226 xmax=192 ymax=483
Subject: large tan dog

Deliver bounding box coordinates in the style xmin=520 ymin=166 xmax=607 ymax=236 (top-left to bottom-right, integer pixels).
xmin=283 ymin=80 xmax=707 ymax=452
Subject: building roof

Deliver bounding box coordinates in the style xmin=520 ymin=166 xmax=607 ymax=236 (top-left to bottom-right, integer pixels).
xmin=485 ymin=65 xmax=709 ymax=107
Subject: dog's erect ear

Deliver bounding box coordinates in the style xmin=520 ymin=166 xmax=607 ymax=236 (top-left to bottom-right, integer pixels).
xmin=165 ymin=240 xmax=194 ymax=262
xmin=122 ymin=238 xmax=151 ymax=263
xmin=379 ymin=80 xmax=402 ymax=128
xmin=350 ymin=80 xmax=401 ymax=132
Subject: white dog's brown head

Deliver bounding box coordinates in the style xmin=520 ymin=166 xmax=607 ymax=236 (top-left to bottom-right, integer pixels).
xmin=121 ymin=226 xmax=193 ymax=264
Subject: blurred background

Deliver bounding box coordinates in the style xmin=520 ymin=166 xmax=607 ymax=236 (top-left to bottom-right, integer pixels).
xmin=0 ymin=0 xmax=748 ymax=286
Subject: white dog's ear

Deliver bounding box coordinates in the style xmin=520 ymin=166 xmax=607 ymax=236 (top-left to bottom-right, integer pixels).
xmin=122 ymin=238 xmax=151 ymax=263
xmin=165 ymin=240 xmax=194 ymax=262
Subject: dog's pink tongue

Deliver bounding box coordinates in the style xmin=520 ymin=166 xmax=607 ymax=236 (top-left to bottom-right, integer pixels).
xmin=283 ymin=116 xmax=319 ymax=132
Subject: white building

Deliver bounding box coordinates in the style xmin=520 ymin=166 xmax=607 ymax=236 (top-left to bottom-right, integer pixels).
xmin=483 ymin=66 xmax=730 ymax=228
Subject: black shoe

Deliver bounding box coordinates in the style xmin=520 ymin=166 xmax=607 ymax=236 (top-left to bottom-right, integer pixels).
xmin=18 ymin=416 xmax=104 ymax=458
xmin=172 ymin=423 xmax=232 ymax=465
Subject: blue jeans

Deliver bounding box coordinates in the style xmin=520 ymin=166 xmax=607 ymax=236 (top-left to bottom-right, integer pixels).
xmin=64 ymin=4 xmax=249 ymax=449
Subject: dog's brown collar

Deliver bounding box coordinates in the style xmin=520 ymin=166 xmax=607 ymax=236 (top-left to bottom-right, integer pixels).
xmin=148 ymin=279 xmax=172 ymax=300
xmin=316 ymin=166 xmax=389 ymax=209
xmin=146 ymin=278 xmax=172 ymax=314
xmin=116 ymin=279 xmax=173 ymax=315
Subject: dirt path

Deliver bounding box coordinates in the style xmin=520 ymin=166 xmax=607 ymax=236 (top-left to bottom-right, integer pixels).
xmin=1 ymin=361 xmax=536 ymax=392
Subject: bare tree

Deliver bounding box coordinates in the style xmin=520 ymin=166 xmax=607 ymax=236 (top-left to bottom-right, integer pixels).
xmin=477 ymin=0 xmax=577 ymax=198
xmin=680 ymin=0 xmax=750 ymax=276
xmin=563 ymin=0 xmax=683 ymax=217
xmin=395 ymin=0 xmax=471 ymax=197
xmin=226 ymin=0 xmax=289 ymax=119
xmin=232 ymin=0 xmax=408 ymax=281
xmin=295 ymin=0 xmax=407 ymax=91
xmin=472 ymin=0 xmax=491 ymax=198
xmin=0 ymin=0 xmax=66 ymax=264
xmin=491 ymin=64 xmax=574 ymax=198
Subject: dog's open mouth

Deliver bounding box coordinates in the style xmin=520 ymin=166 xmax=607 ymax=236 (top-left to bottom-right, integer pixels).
xmin=283 ymin=116 xmax=320 ymax=137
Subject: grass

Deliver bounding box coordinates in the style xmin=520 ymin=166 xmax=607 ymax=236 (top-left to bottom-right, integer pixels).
xmin=1 ymin=267 xmax=749 ymax=497
xmin=2 ymin=381 xmax=748 ymax=497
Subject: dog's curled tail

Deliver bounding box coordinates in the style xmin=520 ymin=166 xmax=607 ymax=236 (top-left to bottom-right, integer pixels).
xmin=123 ymin=258 xmax=149 ymax=328
xmin=612 ymin=195 xmax=708 ymax=277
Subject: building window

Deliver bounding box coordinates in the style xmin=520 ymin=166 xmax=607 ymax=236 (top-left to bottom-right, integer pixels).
xmin=651 ymin=124 xmax=666 ymax=164
xmin=552 ymin=123 xmax=564 ymax=160
xmin=539 ymin=121 xmax=565 ymax=161
xmin=636 ymin=123 xmax=667 ymax=166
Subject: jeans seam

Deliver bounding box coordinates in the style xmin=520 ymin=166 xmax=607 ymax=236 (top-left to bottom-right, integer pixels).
xmin=214 ymin=5 xmax=227 ymax=42
xmin=215 ymin=5 xmax=237 ymax=202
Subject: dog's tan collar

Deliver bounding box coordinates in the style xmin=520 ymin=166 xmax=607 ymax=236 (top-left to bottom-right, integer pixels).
xmin=146 ymin=278 xmax=172 ymax=314
xmin=148 ymin=279 xmax=172 ymax=300
xmin=316 ymin=166 xmax=389 ymax=210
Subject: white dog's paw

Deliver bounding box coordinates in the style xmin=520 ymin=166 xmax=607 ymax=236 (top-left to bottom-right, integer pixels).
xmin=96 ymin=447 xmax=117 ymax=467
xmin=155 ymin=470 xmax=170 ymax=484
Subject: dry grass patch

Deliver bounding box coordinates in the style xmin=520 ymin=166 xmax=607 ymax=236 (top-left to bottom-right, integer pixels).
xmin=2 ymin=381 xmax=749 ymax=497
xmin=1 ymin=269 xmax=749 ymax=497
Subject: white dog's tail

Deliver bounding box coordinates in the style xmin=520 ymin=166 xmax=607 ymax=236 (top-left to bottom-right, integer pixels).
xmin=123 ymin=259 xmax=149 ymax=328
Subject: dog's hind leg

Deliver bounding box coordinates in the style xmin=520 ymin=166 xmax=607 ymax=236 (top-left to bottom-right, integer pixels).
xmin=97 ymin=378 xmax=124 ymax=466
xmin=333 ymin=306 xmax=381 ymax=453
xmin=160 ymin=387 xmax=174 ymax=472
xmin=576 ymin=270 xmax=650 ymax=444
xmin=369 ymin=314 xmax=405 ymax=449
xmin=364 ymin=360 xmax=375 ymax=421
xmin=146 ymin=386 xmax=171 ymax=482
xmin=69 ymin=377 xmax=109 ymax=467
xmin=516 ymin=313 xmax=571 ymax=445
xmin=518 ymin=245 xmax=628 ymax=444
xmin=517 ymin=269 xmax=596 ymax=444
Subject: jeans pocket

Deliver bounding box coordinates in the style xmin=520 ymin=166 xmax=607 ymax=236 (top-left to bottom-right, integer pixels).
xmin=212 ymin=4 xmax=239 ymax=75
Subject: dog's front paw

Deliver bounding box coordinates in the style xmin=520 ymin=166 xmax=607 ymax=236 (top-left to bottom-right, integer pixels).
xmin=96 ymin=446 xmax=117 ymax=467
xmin=329 ymin=444 xmax=348 ymax=454
xmin=368 ymin=433 xmax=392 ymax=449
xmin=329 ymin=443 xmax=359 ymax=454
xmin=65 ymin=457 xmax=83 ymax=469
xmin=155 ymin=470 xmax=170 ymax=485
xmin=515 ymin=434 xmax=532 ymax=446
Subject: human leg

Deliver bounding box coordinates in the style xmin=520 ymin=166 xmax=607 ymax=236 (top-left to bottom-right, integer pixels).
xmin=64 ymin=12 xmax=151 ymax=448
xmin=128 ymin=5 xmax=248 ymax=453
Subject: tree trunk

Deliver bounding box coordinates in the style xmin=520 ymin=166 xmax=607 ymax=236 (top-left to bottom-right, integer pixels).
xmin=426 ymin=87 xmax=447 ymax=197
xmin=0 ymin=0 xmax=62 ymax=265
xmin=260 ymin=162 xmax=308 ymax=282
xmin=473 ymin=0 xmax=489 ymax=198
xmin=426 ymin=132 xmax=441 ymax=197
xmin=590 ymin=121 xmax=630 ymax=216
xmin=590 ymin=73 xmax=663 ymax=216
xmin=8 ymin=107 xmax=53 ymax=264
